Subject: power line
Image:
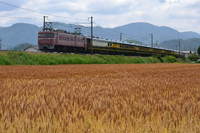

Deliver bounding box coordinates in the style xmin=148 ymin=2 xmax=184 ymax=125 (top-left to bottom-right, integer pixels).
xmin=0 ymin=15 xmax=90 ymax=25
xmin=0 ymin=16 xmax=36 ymax=19
xmin=0 ymin=1 xmax=89 ymax=24
xmin=0 ymin=1 xmax=42 ymax=14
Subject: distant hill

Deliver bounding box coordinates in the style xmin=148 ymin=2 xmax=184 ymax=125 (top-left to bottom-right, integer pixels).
xmin=13 ymin=43 xmax=35 ymax=51
xmin=160 ymin=38 xmax=200 ymax=51
xmin=0 ymin=23 xmax=40 ymax=49
xmin=0 ymin=22 xmax=200 ymax=50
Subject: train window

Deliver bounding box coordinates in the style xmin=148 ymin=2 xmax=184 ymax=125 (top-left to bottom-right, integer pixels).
xmin=39 ymin=33 xmax=54 ymax=38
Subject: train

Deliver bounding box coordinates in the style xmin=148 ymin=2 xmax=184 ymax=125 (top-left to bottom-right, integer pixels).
xmin=38 ymin=29 xmax=183 ymax=57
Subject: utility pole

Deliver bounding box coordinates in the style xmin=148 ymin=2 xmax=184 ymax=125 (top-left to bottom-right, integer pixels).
xmin=0 ymin=38 xmax=2 ymax=50
xmin=176 ymin=45 xmax=178 ymax=52
xmin=120 ymin=33 xmax=123 ymax=41
xmin=90 ymin=16 xmax=94 ymax=52
xmin=178 ymin=39 xmax=181 ymax=55
xmin=155 ymin=41 xmax=159 ymax=48
xmin=43 ymin=16 xmax=48 ymax=31
xmin=151 ymin=33 xmax=154 ymax=48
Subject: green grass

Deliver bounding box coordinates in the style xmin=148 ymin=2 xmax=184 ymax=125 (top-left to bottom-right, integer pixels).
xmin=0 ymin=51 xmax=184 ymax=65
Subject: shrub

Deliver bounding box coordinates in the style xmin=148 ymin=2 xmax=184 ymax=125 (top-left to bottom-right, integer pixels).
xmin=188 ymin=54 xmax=199 ymax=62
xmin=161 ymin=56 xmax=177 ymax=63
xmin=0 ymin=51 xmax=184 ymax=65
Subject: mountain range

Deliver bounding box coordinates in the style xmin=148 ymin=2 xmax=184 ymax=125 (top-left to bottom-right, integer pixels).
xmin=0 ymin=22 xmax=200 ymax=51
xmin=160 ymin=38 xmax=200 ymax=51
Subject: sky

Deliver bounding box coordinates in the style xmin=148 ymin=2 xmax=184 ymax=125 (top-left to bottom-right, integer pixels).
xmin=0 ymin=0 xmax=200 ymax=33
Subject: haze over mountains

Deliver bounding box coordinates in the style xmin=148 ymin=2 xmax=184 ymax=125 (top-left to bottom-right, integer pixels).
xmin=0 ymin=22 xmax=199 ymax=51
xmin=160 ymin=38 xmax=200 ymax=51
xmin=0 ymin=23 xmax=39 ymax=49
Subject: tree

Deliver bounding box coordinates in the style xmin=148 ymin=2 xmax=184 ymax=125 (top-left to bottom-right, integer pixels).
xmin=198 ymin=46 xmax=200 ymax=56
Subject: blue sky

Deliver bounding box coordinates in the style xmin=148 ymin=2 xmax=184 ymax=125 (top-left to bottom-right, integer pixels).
xmin=0 ymin=0 xmax=200 ymax=33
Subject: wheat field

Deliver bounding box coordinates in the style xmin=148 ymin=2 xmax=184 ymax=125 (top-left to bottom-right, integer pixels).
xmin=0 ymin=64 xmax=200 ymax=133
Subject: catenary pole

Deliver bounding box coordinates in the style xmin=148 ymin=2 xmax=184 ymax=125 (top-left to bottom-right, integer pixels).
xmin=90 ymin=16 xmax=94 ymax=53
xmin=43 ymin=16 xmax=48 ymax=31
xmin=151 ymin=33 xmax=154 ymax=48
xmin=120 ymin=33 xmax=123 ymax=41
xmin=0 ymin=39 xmax=2 ymax=50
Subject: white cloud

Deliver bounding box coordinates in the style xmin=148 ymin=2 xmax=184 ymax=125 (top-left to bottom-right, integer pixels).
xmin=0 ymin=0 xmax=200 ymax=33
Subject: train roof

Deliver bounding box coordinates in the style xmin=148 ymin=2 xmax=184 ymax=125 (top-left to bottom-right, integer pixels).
xmin=91 ymin=37 xmax=179 ymax=52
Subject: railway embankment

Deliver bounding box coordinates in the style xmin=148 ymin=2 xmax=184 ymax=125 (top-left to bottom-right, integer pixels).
xmin=0 ymin=51 xmax=188 ymax=65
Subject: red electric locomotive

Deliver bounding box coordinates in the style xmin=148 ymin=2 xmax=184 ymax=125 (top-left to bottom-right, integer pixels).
xmin=38 ymin=30 xmax=90 ymax=52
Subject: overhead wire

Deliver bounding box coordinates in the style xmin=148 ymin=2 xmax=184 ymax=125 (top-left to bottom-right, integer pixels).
xmin=0 ymin=0 xmax=89 ymax=25
xmin=0 ymin=16 xmax=35 ymax=19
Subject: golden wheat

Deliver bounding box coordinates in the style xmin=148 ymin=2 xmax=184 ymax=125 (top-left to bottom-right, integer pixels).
xmin=0 ymin=64 xmax=200 ymax=133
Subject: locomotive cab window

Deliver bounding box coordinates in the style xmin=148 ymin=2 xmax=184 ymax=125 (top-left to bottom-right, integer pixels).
xmin=39 ymin=33 xmax=54 ymax=38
